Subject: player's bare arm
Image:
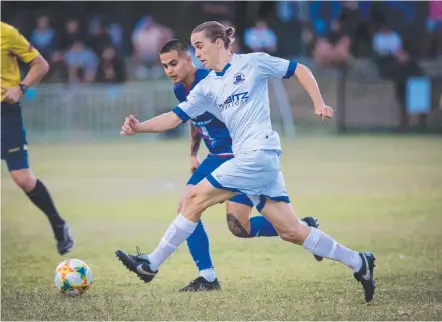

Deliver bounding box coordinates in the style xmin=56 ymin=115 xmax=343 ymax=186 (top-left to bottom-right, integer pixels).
xmin=2 ymin=56 xmax=49 ymax=104
xmin=189 ymin=123 xmax=202 ymax=173
xmin=294 ymin=63 xmax=333 ymax=120
xmin=120 ymin=112 xmax=182 ymax=135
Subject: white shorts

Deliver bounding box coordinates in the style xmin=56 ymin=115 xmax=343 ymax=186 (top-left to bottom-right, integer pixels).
xmin=206 ymin=149 xmax=290 ymax=211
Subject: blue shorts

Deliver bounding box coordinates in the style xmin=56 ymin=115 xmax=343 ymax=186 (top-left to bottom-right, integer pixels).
xmin=1 ymin=102 xmax=30 ymax=171
xmin=187 ymin=154 xmax=254 ymax=207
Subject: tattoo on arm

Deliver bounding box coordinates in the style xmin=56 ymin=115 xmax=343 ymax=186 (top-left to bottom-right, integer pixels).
xmin=190 ymin=123 xmax=202 ymax=157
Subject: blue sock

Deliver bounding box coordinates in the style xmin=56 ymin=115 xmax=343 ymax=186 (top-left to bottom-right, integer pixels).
xmin=249 ymin=215 xmax=278 ymax=237
xmin=186 ymin=220 xmax=214 ymax=271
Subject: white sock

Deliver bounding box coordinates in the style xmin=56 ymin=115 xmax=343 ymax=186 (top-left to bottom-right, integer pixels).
xmin=299 ymin=219 xmax=308 ymax=227
xmin=302 ymin=227 xmax=362 ymax=272
xmin=147 ymin=214 xmax=197 ymax=271
xmin=200 ymin=268 xmax=216 ymax=282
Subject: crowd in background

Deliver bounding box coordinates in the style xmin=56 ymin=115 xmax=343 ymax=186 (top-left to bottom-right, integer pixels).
xmin=3 ymin=0 xmax=442 ymax=85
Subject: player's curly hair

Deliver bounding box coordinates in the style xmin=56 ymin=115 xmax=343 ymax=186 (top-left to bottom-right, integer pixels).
xmin=192 ymin=21 xmax=235 ymax=49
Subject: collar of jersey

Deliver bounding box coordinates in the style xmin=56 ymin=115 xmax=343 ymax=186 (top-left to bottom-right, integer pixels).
xmin=215 ymin=63 xmax=231 ymax=77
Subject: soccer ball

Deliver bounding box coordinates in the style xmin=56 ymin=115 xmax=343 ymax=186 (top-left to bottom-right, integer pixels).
xmin=54 ymin=259 xmax=93 ymax=296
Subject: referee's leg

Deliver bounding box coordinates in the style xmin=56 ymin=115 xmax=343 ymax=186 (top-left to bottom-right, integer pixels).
xmin=1 ymin=102 xmax=74 ymax=255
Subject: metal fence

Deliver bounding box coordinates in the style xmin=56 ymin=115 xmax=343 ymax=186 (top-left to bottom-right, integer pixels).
xmin=20 ymin=71 xmax=442 ymax=143
xmin=20 ymin=79 xmax=296 ymax=142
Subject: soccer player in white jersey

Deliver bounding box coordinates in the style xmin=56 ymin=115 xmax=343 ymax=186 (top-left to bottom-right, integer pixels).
xmin=116 ymin=21 xmax=376 ymax=303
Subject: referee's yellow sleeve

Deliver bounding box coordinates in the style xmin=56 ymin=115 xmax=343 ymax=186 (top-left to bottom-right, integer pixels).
xmin=8 ymin=23 xmax=40 ymax=63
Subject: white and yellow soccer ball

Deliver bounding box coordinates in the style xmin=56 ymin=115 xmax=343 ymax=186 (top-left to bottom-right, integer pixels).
xmin=54 ymin=259 xmax=93 ymax=296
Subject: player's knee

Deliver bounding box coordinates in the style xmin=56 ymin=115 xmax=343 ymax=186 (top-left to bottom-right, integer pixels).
xmin=10 ymin=170 xmax=36 ymax=192
xmin=226 ymin=213 xmax=250 ymax=238
xmin=279 ymin=223 xmax=305 ymax=244
xmin=183 ymin=189 xmax=207 ymax=215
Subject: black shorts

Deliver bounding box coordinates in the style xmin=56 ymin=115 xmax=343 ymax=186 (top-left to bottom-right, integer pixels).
xmin=1 ymin=101 xmax=29 ymax=171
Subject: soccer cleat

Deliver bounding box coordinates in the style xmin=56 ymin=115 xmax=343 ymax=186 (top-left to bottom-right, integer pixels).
xmin=55 ymin=223 xmax=74 ymax=255
xmin=115 ymin=246 xmax=158 ymax=283
xmin=301 ymin=216 xmax=323 ymax=261
xmin=353 ymin=252 xmax=376 ymax=303
xmin=179 ymin=276 xmax=221 ymax=292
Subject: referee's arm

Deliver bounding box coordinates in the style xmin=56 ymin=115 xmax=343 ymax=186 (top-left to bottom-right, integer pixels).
xmin=3 ymin=26 xmax=49 ymax=103
xmin=11 ymin=27 xmax=50 ymax=88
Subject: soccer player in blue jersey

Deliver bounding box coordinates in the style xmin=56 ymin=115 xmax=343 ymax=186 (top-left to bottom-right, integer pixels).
xmin=116 ymin=22 xmax=376 ymax=303
xmin=159 ymin=39 xmax=322 ymax=292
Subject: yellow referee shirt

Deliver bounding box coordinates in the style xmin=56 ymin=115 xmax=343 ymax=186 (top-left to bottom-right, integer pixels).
xmin=1 ymin=22 xmax=40 ymax=102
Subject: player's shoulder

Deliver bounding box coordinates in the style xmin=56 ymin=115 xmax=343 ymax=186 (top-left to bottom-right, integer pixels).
xmin=238 ymin=52 xmax=272 ymax=63
xmin=1 ymin=21 xmax=17 ymax=39
xmin=195 ymin=70 xmax=216 ymax=89
xmin=195 ymin=68 xmax=211 ymax=81
xmin=173 ymin=82 xmax=186 ymax=102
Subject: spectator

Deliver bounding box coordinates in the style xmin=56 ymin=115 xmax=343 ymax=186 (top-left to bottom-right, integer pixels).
xmin=132 ymin=16 xmax=173 ymax=79
xmin=309 ymin=1 xmax=341 ymax=38
xmin=64 ymin=40 xmax=99 ymax=83
xmin=31 ymin=15 xmax=56 ymax=58
xmin=425 ymin=0 xmax=442 ymax=58
xmin=58 ymin=18 xmax=82 ymax=51
xmin=96 ymin=46 xmax=125 ymax=83
xmin=313 ymin=15 xmax=352 ymax=69
xmin=86 ymin=20 xmax=112 ymax=56
xmin=372 ymin=23 xmax=426 ymax=132
xmin=46 ymin=50 xmax=69 ymax=83
xmin=244 ymin=20 xmax=277 ymax=54
xmin=276 ymin=0 xmax=311 ymax=57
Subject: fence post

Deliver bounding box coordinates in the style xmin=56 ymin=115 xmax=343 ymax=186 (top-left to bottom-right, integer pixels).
xmin=336 ymin=68 xmax=347 ymax=133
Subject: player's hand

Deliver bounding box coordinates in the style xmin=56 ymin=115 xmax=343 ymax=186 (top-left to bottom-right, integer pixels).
xmin=2 ymin=86 xmax=22 ymax=104
xmin=120 ymin=114 xmax=139 ymax=135
xmin=190 ymin=156 xmax=201 ymax=173
xmin=315 ymin=104 xmax=333 ymax=121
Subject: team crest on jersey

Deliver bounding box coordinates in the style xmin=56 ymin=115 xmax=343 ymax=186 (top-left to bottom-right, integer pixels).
xmin=233 ymin=72 xmax=245 ymax=85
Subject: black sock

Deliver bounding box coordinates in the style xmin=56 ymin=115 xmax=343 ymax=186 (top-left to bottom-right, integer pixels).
xmin=26 ymin=179 xmax=65 ymax=230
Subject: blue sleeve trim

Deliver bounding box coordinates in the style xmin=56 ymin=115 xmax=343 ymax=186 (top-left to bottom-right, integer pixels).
xmin=172 ymin=106 xmax=191 ymax=123
xmin=283 ymin=61 xmax=297 ymax=79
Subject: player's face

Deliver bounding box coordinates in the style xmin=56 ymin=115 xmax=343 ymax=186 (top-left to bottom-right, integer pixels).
xmin=160 ymin=50 xmax=192 ymax=83
xmin=191 ymin=31 xmax=221 ymax=69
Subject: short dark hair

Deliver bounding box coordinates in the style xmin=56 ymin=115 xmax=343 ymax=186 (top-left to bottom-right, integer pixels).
xmin=159 ymin=39 xmax=189 ymax=55
xmin=192 ymin=21 xmax=235 ymax=49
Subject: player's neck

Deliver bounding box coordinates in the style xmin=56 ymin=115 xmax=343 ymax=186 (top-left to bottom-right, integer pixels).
xmin=213 ymin=53 xmax=233 ymax=72
xmin=183 ymin=66 xmax=197 ymax=89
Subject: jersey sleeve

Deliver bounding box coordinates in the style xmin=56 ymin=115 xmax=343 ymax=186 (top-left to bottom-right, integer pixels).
xmin=172 ymin=82 xmax=211 ymax=123
xmin=251 ymin=52 xmax=297 ymax=79
xmin=7 ymin=25 xmax=40 ymax=63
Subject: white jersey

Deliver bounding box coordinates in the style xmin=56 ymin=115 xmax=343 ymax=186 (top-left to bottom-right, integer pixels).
xmin=173 ymin=53 xmax=297 ymax=156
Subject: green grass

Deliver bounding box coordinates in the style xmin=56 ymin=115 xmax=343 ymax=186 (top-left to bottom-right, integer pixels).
xmin=2 ymin=135 xmax=442 ymax=320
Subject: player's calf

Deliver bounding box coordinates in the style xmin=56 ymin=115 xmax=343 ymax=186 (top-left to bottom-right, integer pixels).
xmin=10 ymin=169 xmax=73 ymax=255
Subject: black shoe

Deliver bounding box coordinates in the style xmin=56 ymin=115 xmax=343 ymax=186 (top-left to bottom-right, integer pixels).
xmin=353 ymin=252 xmax=376 ymax=303
xmin=115 ymin=246 xmax=158 ymax=283
xmin=54 ymin=223 xmax=74 ymax=255
xmin=301 ymin=216 xmax=323 ymax=262
xmin=179 ymin=276 xmax=221 ymax=292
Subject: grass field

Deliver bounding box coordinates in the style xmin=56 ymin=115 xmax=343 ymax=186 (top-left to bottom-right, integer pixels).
xmin=2 ymin=135 xmax=442 ymax=320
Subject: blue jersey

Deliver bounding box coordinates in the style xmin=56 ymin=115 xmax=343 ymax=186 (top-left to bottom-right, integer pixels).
xmin=173 ymin=68 xmax=233 ymax=155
